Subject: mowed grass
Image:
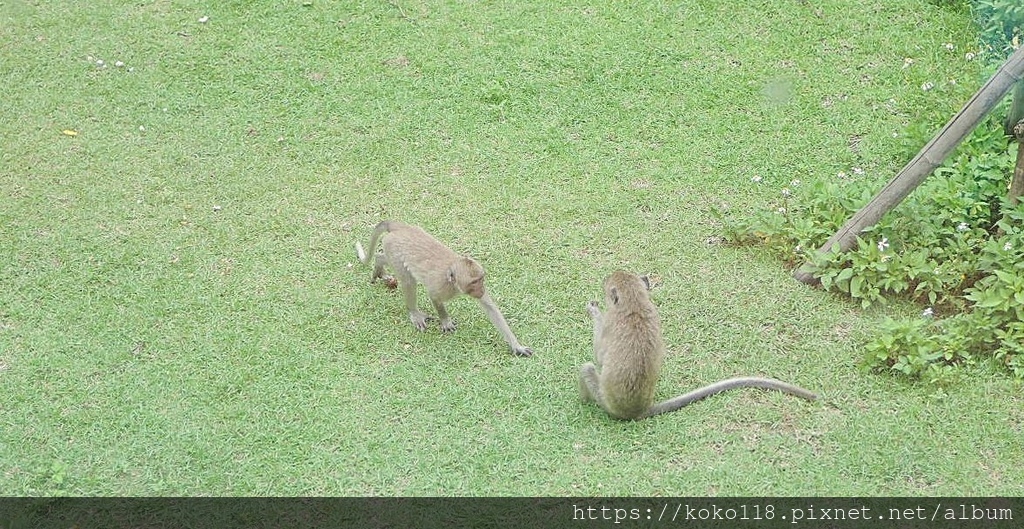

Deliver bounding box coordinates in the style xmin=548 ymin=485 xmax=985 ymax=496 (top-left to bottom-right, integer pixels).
xmin=2 ymin=0 xmax=1021 ymax=495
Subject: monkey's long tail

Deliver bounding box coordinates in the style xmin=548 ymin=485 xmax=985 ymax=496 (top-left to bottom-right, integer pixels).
xmin=355 ymin=220 xmax=392 ymax=264
xmin=643 ymin=377 xmax=818 ymax=418
xmin=355 ymin=241 xmax=370 ymax=263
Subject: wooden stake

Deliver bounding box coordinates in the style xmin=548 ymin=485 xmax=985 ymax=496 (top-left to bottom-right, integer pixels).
xmin=1011 ymin=120 xmax=1024 ymax=206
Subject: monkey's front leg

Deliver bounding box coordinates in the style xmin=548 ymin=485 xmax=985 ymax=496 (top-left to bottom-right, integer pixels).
xmin=477 ymin=293 xmax=533 ymax=357
xmin=587 ymin=300 xmax=605 ymax=366
xmin=431 ymin=298 xmax=456 ymax=333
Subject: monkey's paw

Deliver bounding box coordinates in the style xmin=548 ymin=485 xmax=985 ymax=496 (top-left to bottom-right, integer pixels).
xmin=439 ymin=318 xmax=457 ymax=333
xmin=513 ymin=345 xmax=534 ymax=357
xmin=586 ymin=300 xmax=601 ymax=318
xmin=409 ymin=312 xmax=431 ymax=331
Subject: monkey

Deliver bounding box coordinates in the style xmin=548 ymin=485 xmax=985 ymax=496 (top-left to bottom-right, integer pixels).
xmin=355 ymin=220 xmax=533 ymax=357
xmin=579 ymin=270 xmax=817 ymax=420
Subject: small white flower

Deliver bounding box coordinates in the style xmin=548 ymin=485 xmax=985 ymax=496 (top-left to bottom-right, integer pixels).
xmin=751 ymin=175 xmax=763 ymax=183
xmin=115 ymin=60 xmax=125 ymax=67
xmin=902 ymin=57 xmax=914 ymax=69
xmin=1004 ymin=242 xmax=1013 ymax=251
xmin=892 ymin=132 xmax=899 ymax=138
xmin=777 ymin=207 xmax=787 ymax=215
xmin=781 ymin=188 xmax=792 ymax=197
xmin=139 ymin=125 xmax=145 ymax=131
xmin=199 ymin=15 xmax=209 ymax=23
xmin=852 ymin=167 xmax=864 ymax=175
xmin=790 ymin=179 xmax=801 ymax=187
xmin=921 ymin=82 xmax=934 ymax=91
xmin=877 ymin=237 xmax=889 ymax=252
xmin=922 ymin=307 xmax=934 ymax=318
xmin=96 ymin=59 xmax=104 ymax=66
xmin=948 ymin=79 xmax=956 ymax=85
xmin=213 ymin=205 xmax=222 ymax=212
xmin=965 ymin=52 xmax=976 ymax=61
xmin=837 ymin=171 xmax=848 ymax=179
xmin=795 ymin=245 xmax=802 ymax=253
xmin=944 ymin=43 xmax=955 ymax=51
xmin=957 ymin=222 xmax=969 ymax=232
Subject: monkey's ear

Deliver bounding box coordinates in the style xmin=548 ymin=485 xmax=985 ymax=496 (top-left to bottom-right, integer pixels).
xmin=639 ymin=275 xmax=652 ymax=291
xmin=609 ymin=286 xmax=619 ymax=305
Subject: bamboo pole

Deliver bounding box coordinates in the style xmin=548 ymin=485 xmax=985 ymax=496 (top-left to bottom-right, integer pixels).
xmin=793 ymin=46 xmax=1024 ymax=285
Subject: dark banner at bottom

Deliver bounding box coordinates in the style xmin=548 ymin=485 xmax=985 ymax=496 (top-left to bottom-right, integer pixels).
xmin=0 ymin=497 xmax=1018 ymax=529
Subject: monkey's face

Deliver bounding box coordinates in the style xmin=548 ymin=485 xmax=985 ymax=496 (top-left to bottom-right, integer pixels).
xmin=463 ymin=277 xmax=485 ymax=298
xmin=452 ymin=258 xmax=486 ymax=298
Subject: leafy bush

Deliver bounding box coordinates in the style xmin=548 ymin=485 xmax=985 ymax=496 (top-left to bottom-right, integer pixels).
xmin=715 ymin=118 xmax=1024 ymax=382
xmin=973 ymin=0 xmax=1024 ymax=58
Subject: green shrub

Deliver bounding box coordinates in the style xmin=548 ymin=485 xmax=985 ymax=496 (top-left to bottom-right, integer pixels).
xmin=716 ymin=118 xmax=1024 ymax=382
xmin=973 ymin=0 xmax=1024 ymax=58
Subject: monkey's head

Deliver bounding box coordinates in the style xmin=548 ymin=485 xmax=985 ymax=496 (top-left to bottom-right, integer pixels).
xmin=603 ymin=270 xmax=651 ymax=306
xmin=449 ymin=257 xmax=486 ymax=299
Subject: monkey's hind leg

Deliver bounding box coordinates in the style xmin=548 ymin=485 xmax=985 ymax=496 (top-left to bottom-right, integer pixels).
xmin=395 ymin=271 xmax=431 ymax=331
xmin=578 ymin=362 xmax=601 ymax=403
xmin=370 ymin=251 xmax=388 ymax=283
xmin=356 ymin=240 xmax=395 ymax=286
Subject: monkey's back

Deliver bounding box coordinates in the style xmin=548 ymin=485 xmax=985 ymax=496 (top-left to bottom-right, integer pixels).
xmin=381 ymin=222 xmax=460 ymax=294
xmin=599 ymin=309 xmax=665 ymax=419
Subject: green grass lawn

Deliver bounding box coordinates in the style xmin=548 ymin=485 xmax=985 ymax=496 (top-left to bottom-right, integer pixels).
xmin=2 ymin=0 xmax=1021 ymax=495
